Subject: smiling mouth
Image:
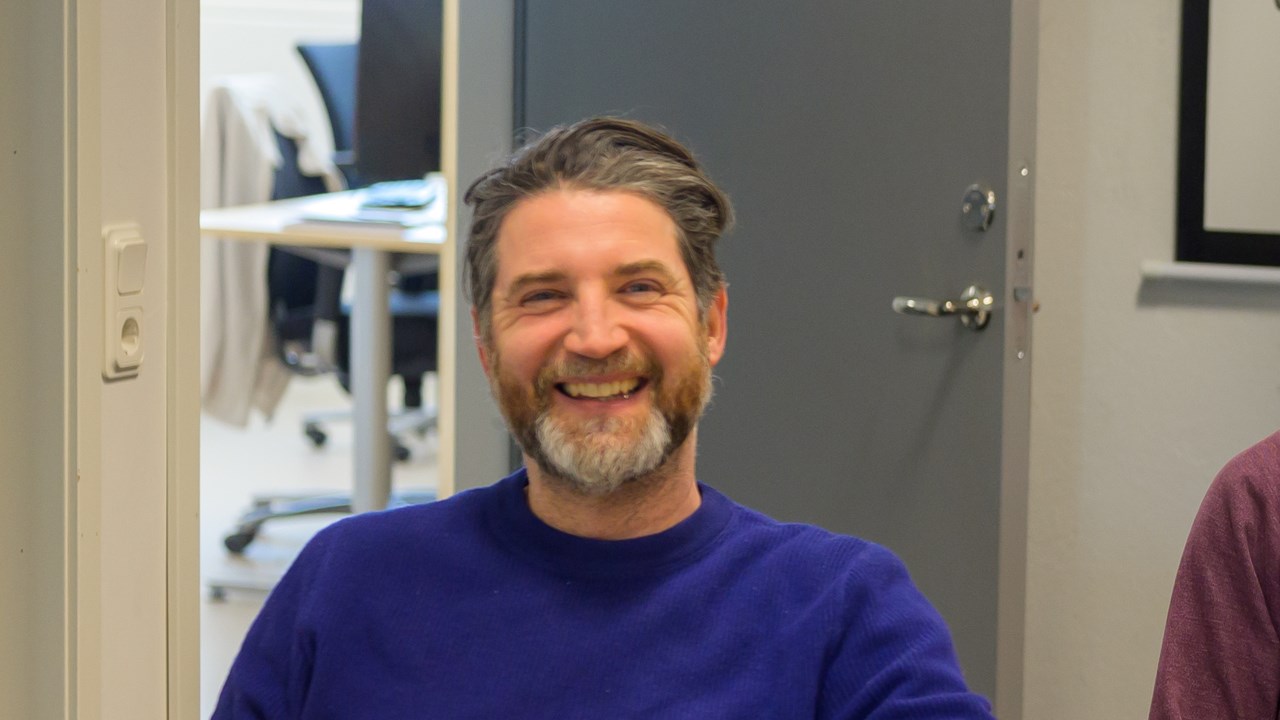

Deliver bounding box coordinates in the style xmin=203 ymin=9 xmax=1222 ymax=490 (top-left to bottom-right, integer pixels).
xmin=557 ymin=378 xmax=647 ymax=401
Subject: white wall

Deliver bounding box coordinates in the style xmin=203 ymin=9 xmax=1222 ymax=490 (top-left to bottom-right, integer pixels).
xmin=200 ymin=0 xmax=361 ymax=162
xmin=1025 ymin=0 xmax=1280 ymax=716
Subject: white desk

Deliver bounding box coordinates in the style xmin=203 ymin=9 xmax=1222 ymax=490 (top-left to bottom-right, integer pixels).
xmin=200 ymin=189 xmax=447 ymax=512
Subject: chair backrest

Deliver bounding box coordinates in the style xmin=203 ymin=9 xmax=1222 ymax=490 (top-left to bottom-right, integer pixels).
xmin=268 ymin=129 xmax=344 ymax=374
xmin=296 ymin=43 xmax=359 ymax=153
xmin=271 ymin=131 xmax=330 ymax=202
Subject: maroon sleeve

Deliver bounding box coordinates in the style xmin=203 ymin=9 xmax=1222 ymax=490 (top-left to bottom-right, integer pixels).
xmin=1149 ymin=433 xmax=1280 ymax=720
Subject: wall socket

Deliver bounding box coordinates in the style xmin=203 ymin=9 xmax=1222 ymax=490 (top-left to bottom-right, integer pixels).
xmin=103 ymin=224 xmax=147 ymax=380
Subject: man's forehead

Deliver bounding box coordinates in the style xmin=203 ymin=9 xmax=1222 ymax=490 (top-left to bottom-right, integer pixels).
xmin=498 ymin=188 xmax=676 ymax=236
xmin=492 ymin=189 xmax=686 ymax=282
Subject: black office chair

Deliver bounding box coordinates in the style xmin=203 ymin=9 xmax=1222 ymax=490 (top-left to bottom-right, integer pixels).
xmin=221 ymin=128 xmax=438 ymax=555
xmin=287 ymin=41 xmax=439 ymax=455
xmin=296 ymin=42 xmax=363 ymax=188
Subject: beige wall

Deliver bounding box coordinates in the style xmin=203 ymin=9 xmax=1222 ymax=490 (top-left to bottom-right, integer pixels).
xmin=1026 ymin=0 xmax=1280 ymax=716
xmin=0 ymin=2 xmax=72 ymax=717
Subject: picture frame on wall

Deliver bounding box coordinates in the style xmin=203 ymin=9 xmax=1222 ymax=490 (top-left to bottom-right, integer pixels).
xmin=1177 ymin=0 xmax=1280 ymax=266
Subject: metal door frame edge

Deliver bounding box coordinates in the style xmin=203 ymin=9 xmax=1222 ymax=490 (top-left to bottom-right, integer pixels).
xmin=996 ymin=0 xmax=1040 ymax=717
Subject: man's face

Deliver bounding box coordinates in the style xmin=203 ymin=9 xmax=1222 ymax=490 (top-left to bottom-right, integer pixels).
xmin=477 ymin=188 xmax=727 ymax=495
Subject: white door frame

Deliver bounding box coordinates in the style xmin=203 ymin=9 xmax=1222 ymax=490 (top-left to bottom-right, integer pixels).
xmin=72 ymin=0 xmax=202 ymax=714
xmin=74 ymin=0 xmax=203 ymax=715
xmin=3 ymin=0 xmax=207 ymax=715
xmin=166 ymin=0 xmax=203 ymax=714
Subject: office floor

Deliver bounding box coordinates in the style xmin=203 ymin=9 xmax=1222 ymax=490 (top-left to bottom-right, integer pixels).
xmin=199 ymin=375 xmax=438 ymax=718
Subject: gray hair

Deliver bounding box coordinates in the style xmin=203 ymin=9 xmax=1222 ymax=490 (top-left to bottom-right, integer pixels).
xmin=463 ymin=117 xmax=733 ymax=338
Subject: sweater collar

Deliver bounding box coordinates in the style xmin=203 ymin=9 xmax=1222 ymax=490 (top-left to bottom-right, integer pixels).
xmin=485 ymin=468 xmax=733 ymax=579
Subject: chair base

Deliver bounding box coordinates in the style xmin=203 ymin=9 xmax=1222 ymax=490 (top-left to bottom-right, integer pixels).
xmin=225 ymin=397 xmax=438 ymax=555
xmin=301 ymin=403 xmax=436 ymax=462
xmin=222 ymin=489 xmax=436 ymax=555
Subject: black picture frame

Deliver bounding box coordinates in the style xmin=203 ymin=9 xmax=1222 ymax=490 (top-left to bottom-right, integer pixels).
xmin=1176 ymin=0 xmax=1280 ymax=266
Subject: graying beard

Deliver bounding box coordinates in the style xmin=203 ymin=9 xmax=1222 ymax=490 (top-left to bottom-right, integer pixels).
xmin=533 ymin=406 xmax=672 ymax=497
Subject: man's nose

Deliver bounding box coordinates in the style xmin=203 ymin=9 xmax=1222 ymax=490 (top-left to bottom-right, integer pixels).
xmin=562 ymin=296 xmax=627 ymax=359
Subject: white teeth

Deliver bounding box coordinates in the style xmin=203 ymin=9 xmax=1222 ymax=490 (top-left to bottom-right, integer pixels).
xmin=563 ymin=379 xmax=641 ymax=399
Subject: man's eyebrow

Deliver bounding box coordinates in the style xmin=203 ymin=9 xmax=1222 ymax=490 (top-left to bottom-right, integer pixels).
xmin=505 ymin=270 xmax=569 ymax=296
xmin=503 ymin=262 xmax=680 ymax=297
xmin=614 ymin=260 xmax=680 ymax=281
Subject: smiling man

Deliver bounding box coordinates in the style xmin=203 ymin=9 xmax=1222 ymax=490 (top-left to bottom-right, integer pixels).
xmin=478 ymin=186 xmax=722 ymax=540
xmin=214 ymin=118 xmax=994 ymax=719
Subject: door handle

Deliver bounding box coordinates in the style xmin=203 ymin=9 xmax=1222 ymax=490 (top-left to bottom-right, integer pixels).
xmin=892 ymin=284 xmax=994 ymax=331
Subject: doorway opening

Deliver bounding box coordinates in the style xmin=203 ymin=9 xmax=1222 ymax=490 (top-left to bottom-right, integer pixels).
xmin=196 ymin=1 xmax=443 ymax=714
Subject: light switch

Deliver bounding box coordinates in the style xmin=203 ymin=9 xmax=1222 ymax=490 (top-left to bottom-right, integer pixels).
xmin=103 ymin=224 xmax=146 ymax=380
xmin=116 ymin=239 xmax=147 ymax=295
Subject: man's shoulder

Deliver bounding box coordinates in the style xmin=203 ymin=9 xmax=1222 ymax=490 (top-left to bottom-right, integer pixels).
xmin=712 ymin=488 xmax=958 ymax=666
xmin=712 ymin=487 xmax=910 ymax=586
xmin=1204 ymin=430 xmax=1280 ymax=519
xmin=1218 ymin=429 xmax=1280 ymax=484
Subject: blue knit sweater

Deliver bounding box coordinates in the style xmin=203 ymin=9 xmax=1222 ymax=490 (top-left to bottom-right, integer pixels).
xmin=214 ymin=471 xmax=993 ymax=719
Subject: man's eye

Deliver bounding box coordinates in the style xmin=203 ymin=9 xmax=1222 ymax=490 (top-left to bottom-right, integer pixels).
xmin=520 ymin=290 xmax=562 ymax=305
xmin=621 ymin=281 xmax=661 ymax=295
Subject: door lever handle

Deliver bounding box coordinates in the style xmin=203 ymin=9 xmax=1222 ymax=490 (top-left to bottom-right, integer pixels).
xmin=892 ymin=284 xmax=994 ymax=331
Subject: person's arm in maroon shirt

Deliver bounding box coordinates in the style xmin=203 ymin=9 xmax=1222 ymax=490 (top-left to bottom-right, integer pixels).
xmin=1150 ymin=432 xmax=1280 ymax=719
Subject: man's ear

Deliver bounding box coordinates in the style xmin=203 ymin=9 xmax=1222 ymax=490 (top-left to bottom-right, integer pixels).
xmin=705 ymin=287 xmax=728 ymax=367
xmin=471 ymin=307 xmax=492 ymax=376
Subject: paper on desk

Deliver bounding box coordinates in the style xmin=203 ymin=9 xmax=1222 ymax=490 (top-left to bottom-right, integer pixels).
xmin=298 ymin=191 xmax=446 ymax=228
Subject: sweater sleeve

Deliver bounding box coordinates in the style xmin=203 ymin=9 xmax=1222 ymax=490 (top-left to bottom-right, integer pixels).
xmin=819 ymin=543 xmax=995 ymax=720
xmin=211 ymin=527 xmax=335 ymax=719
xmin=1149 ymin=438 xmax=1280 ymax=720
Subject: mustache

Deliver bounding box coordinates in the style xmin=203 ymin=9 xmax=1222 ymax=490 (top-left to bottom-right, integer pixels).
xmin=534 ymin=351 xmax=661 ymax=393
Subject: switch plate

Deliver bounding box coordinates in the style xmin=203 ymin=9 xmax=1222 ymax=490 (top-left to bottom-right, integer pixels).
xmin=103 ymin=224 xmax=146 ymax=380
xmin=116 ymin=239 xmax=147 ymax=295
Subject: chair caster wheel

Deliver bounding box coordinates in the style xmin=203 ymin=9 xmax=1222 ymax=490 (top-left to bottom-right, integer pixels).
xmin=224 ymin=530 xmax=257 ymax=554
xmin=304 ymin=423 xmax=327 ymax=447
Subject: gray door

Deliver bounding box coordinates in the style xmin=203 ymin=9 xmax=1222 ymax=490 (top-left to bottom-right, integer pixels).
xmin=518 ymin=0 xmax=1035 ymax=709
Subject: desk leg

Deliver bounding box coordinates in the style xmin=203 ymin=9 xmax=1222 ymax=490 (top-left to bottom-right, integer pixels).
xmin=350 ymin=247 xmax=392 ymax=513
